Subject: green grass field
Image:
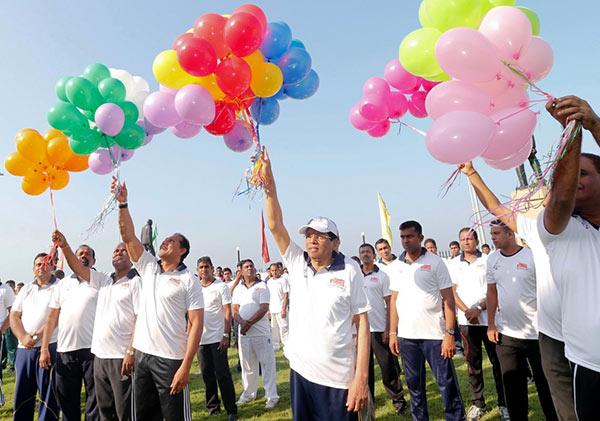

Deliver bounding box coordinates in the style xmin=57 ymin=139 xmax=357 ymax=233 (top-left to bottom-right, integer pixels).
xmin=0 ymin=349 xmax=547 ymax=420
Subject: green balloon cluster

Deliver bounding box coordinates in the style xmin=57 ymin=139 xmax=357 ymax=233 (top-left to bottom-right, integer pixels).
xmin=48 ymin=63 xmax=145 ymax=155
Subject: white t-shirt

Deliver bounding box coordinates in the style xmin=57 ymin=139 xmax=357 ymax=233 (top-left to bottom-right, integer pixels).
xmin=538 ymin=210 xmax=600 ymax=372
xmin=49 ymin=274 xmax=99 ymax=353
xmin=201 ymin=279 xmax=232 ymax=345
xmin=267 ymin=276 xmax=290 ymax=314
xmin=132 ymin=251 xmax=204 ymax=360
xmin=486 ymin=248 xmax=537 ymax=340
xmin=89 ymin=269 xmax=141 ymax=359
xmin=0 ymin=284 xmax=15 ymax=326
xmin=282 ymin=241 xmax=371 ymax=389
xmin=450 ymin=252 xmax=489 ymax=326
xmin=388 ymin=248 xmax=453 ymax=340
xmin=12 ymin=278 xmax=60 ymax=348
xmin=362 ymin=266 xmax=392 ymax=333
xmin=516 ymin=214 xmax=562 ymax=340
xmin=231 ymin=279 xmax=270 ymax=337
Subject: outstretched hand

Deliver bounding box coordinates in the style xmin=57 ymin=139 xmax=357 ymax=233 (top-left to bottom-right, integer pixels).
xmin=547 ymin=96 xmax=600 ymax=131
xmin=51 ymin=230 xmax=67 ymax=248
xmin=111 ymin=176 xmax=127 ymax=203
xmin=258 ymin=146 xmax=274 ymax=188
xmin=458 ymin=162 xmax=475 ymax=176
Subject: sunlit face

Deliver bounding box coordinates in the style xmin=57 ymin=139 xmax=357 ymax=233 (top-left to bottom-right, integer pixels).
xmin=450 ymin=244 xmax=460 ymax=257
xmin=490 ymin=226 xmax=513 ymax=250
xmin=197 ymin=261 xmax=213 ymax=280
xmin=575 ymin=157 xmax=600 ymax=207
xmin=459 ymin=230 xmax=478 ymax=254
xmin=482 ymin=245 xmax=491 ymax=255
xmin=425 ymin=241 xmax=438 ymax=255
xmin=268 ymin=264 xmax=279 ymax=279
xmin=400 ymin=228 xmax=423 ymax=254
xmin=223 ymin=270 xmax=232 ymax=282
xmin=33 ymin=256 xmax=53 ymax=281
xmin=304 ymin=228 xmax=334 ymax=261
xmin=215 ymin=267 xmax=223 ymax=278
xmin=359 ymin=246 xmax=375 ymax=266
xmin=242 ymin=261 xmax=257 ymax=280
xmin=375 ymin=242 xmax=392 ymax=261
xmin=159 ymin=235 xmax=185 ymax=261
xmin=111 ymin=243 xmax=131 ymax=272
xmin=76 ymin=246 xmax=96 ymax=268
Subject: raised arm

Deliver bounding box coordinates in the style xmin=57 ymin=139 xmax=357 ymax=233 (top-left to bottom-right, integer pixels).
xmin=552 ymin=95 xmax=600 ymax=147
xmin=260 ymin=147 xmax=291 ymax=255
xmin=459 ymin=162 xmax=517 ymax=232
xmin=52 ymin=230 xmax=90 ymax=281
xmin=111 ymin=177 xmax=144 ymax=262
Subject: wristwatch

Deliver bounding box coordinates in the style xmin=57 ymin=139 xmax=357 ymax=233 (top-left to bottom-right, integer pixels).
xmin=126 ymin=349 xmax=135 ymax=356
xmin=223 ymin=333 xmax=229 ymax=338
xmin=32 ymin=334 xmax=39 ymax=342
xmin=476 ymin=305 xmax=483 ymax=312
xmin=446 ymin=328 xmax=455 ymax=335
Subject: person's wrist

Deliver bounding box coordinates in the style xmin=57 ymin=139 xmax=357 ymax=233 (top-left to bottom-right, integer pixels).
xmin=466 ymin=170 xmax=477 ymax=177
xmin=118 ymin=202 xmax=128 ymax=209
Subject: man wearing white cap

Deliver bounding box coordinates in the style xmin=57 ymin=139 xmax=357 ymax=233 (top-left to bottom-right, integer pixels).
xmin=259 ymin=147 xmax=371 ymax=421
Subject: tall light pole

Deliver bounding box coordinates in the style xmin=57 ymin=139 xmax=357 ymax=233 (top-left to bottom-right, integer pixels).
xmin=236 ymin=247 xmax=240 ymax=264
xmin=361 ymin=232 xmax=366 ymax=244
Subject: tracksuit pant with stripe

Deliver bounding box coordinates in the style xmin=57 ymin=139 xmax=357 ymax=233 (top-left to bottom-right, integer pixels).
xmin=570 ymin=360 xmax=600 ymax=421
xmin=94 ymin=357 xmax=133 ymax=420
xmin=55 ymin=348 xmax=99 ymax=421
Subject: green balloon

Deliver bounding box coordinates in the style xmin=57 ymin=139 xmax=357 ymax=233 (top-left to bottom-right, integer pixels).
xmin=481 ymin=0 xmax=516 ymax=16
xmin=425 ymin=0 xmax=482 ymax=31
xmin=55 ymin=76 xmax=71 ymax=102
xmin=399 ymin=28 xmax=443 ymax=77
xmin=115 ymin=123 xmax=145 ymax=150
xmin=98 ymin=78 xmax=126 ymax=103
xmin=83 ymin=110 xmax=95 ymax=122
xmin=83 ymin=63 xmax=111 ymax=87
xmin=118 ymin=101 xmax=140 ymax=125
xmin=65 ymin=77 xmax=97 ymax=111
xmin=48 ymin=102 xmax=89 ymax=132
xmin=517 ymin=6 xmax=540 ymax=36
xmin=101 ymin=134 xmax=116 ymax=148
xmin=69 ymin=130 xmax=102 ymax=155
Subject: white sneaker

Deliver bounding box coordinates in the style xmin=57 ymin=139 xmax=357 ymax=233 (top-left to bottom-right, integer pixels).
xmin=265 ymin=398 xmax=279 ymax=409
xmin=236 ymin=395 xmax=253 ymax=404
xmin=498 ymin=406 xmax=510 ymax=421
xmin=467 ymin=405 xmax=486 ymax=421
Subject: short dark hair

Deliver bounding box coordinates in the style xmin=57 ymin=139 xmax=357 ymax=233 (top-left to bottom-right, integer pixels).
xmin=76 ymin=245 xmax=96 ymax=259
xmin=375 ymin=238 xmax=390 ymax=247
xmin=359 ymin=243 xmax=375 ymax=254
xmin=449 ymin=241 xmax=459 ymax=248
xmin=490 ymin=219 xmax=512 ymax=232
xmin=424 ymin=238 xmax=437 ymax=247
xmin=482 ymin=243 xmax=491 ymax=249
xmin=459 ymin=227 xmax=478 ymax=241
xmin=223 ymin=267 xmax=232 ymax=274
xmin=399 ymin=220 xmax=422 ymax=235
xmin=197 ymin=256 xmax=213 ymax=267
xmin=6 ymin=280 xmax=15 ymax=288
xmin=351 ymin=256 xmax=361 ymax=264
xmin=269 ymin=263 xmax=278 ymax=270
xmin=582 ymin=153 xmax=600 ymax=173
xmin=276 ymin=262 xmax=283 ymax=269
xmin=33 ymin=252 xmax=48 ymax=265
xmin=240 ymin=258 xmax=254 ymax=268
xmin=174 ymin=233 xmax=190 ymax=263
xmin=17 ymin=282 xmax=24 ymax=287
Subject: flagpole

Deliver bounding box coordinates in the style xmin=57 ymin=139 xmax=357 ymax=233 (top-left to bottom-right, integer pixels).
xmin=468 ymin=182 xmax=487 ymax=245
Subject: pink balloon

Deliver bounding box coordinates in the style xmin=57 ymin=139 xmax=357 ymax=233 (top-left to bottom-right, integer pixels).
xmin=223 ymin=120 xmax=253 ymax=152
xmin=421 ymin=79 xmax=441 ymax=91
xmin=367 ymin=120 xmax=391 ymax=138
xmin=388 ymin=92 xmax=409 ymax=119
xmin=143 ymin=91 xmax=183 ymax=128
xmin=481 ymin=107 xmax=536 ymax=161
xmin=359 ymin=95 xmax=389 ymax=122
xmin=425 ymin=81 xmax=491 ymax=120
xmin=171 ymin=121 xmax=203 ymax=138
xmin=384 ymin=59 xmax=420 ymax=94
xmin=516 ymin=36 xmax=554 ymax=82
xmin=484 ymin=137 xmax=533 ymax=170
xmin=435 ymin=27 xmax=500 ymax=82
xmin=349 ymin=104 xmax=377 ymax=130
xmin=142 ymin=134 xmax=153 ymax=146
xmin=426 ymin=111 xmax=496 ymax=164
xmin=174 ymin=85 xmax=216 ymax=125
xmin=110 ymin=145 xmax=134 ymax=162
xmin=94 ymin=103 xmax=125 ymax=136
xmin=491 ymin=85 xmax=529 ymax=110
xmin=88 ymin=150 xmax=114 ymax=175
xmin=408 ymin=91 xmax=428 ymax=118
xmin=363 ymin=77 xmax=391 ymax=104
xmin=159 ymin=85 xmax=178 ymax=96
xmin=478 ymin=6 xmax=532 ymax=62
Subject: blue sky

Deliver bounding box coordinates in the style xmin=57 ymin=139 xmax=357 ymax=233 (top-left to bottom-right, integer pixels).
xmin=2 ymin=1 xmax=599 ymax=281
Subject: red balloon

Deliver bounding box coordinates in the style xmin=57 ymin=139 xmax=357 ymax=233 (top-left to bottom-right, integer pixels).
xmin=173 ymin=33 xmax=193 ymax=50
xmin=233 ymin=4 xmax=268 ymax=35
xmin=205 ymin=102 xmax=236 ymax=135
xmin=177 ymin=37 xmax=217 ymax=77
xmin=215 ymin=57 xmax=252 ymax=97
xmin=233 ymin=87 xmax=255 ymax=110
xmin=224 ymin=12 xmax=263 ymax=57
xmin=194 ymin=13 xmax=230 ymax=59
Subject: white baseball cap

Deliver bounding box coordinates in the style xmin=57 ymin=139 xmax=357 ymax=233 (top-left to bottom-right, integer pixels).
xmin=298 ymin=216 xmax=339 ymax=239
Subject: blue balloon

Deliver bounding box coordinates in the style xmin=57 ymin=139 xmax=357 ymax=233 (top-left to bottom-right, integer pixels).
xmin=250 ymin=98 xmax=280 ymax=125
xmin=273 ymin=85 xmax=288 ymax=100
xmin=259 ymin=22 xmax=292 ymax=59
xmin=276 ymin=47 xmax=312 ymax=86
xmin=285 ymin=70 xmax=319 ymax=100
xmin=289 ymin=39 xmax=305 ymax=49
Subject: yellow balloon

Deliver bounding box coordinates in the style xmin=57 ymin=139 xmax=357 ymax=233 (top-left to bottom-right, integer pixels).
xmin=22 ymin=170 xmax=48 ymax=196
xmin=222 ymin=14 xmax=231 ymax=18
xmin=423 ymin=71 xmax=451 ymax=82
xmin=16 ymin=129 xmax=48 ymax=163
xmin=243 ymin=50 xmax=266 ymax=76
xmin=48 ymin=169 xmax=70 ymax=190
xmin=153 ymin=50 xmax=195 ymax=89
xmin=399 ymin=28 xmax=443 ymax=77
xmin=251 ymin=63 xmax=284 ymax=98
xmin=193 ymin=74 xmax=226 ymax=101
xmin=5 ymin=152 xmax=34 ymax=176
xmin=43 ymin=128 xmax=65 ymax=142
xmin=186 ymin=27 xmax=193 ymax=34
xmin=64 ymin=153 xmax=89 ymax=172
xmin=46 ymin=136 xmax=74 ymax=167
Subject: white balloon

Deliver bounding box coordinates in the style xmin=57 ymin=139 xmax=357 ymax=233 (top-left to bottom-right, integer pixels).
xmin=132 ymin=76 xmax=150 ymax=93
xmin=109 ymin=68 xmax=135 ymax=97
xmin=131 ymin=91 xmax=149 ymax=116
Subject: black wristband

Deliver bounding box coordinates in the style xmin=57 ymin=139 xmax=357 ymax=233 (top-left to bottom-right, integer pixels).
xmin=118 ymin=202 xmax=128 ymax=209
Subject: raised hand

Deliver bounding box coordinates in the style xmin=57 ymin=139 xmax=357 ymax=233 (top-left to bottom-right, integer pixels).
xmin=52 ymin=230 xmax=67 ymax=248
xmin=111 ymin=176 xmax=127 ymax=203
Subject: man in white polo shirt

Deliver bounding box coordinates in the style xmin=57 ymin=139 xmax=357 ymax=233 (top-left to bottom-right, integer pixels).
xmin=46 ymin=230 xmax=140 ymax=421
xmin=266 ymin=262 xmax=289 ymax=351
xmin=260 ymin=147 xmax=371 ymax=420
xmin=41 ymin=244 xmax=100 ymax=421
xmin=359 ymin=243 xmax=407 ymax=415
xmin=232 ymin=259 xmax=279 ymax=409
xmin=450 ymin=228 xmax=505 ymax=421
xmin=111 ymin=178 xmax=204 ymax=421
xmin=10 ymin=253 xmax=60 ymax=421
xmin=486 ymin=220 xmax=557 ymax=421
xmin=388 ymin=220 xmax=465 ymax=421
xmin=538 ymin=96 xmax=600 ymax=420
xmin=0 ymin=275 xmax=15 ymax=404
xmin=196 ymin=256 xmax=238 ymax=421
xmin=374 ymin=238 xmax=397 ymax=273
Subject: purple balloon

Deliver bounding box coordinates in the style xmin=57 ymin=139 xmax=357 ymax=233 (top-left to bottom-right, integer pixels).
xmin=171 ymin=121 xmax=203 ymax=139
xmin=139 ymin=118 xmax=166 ymax=135
xmin=95 ymin=103 xmax=125 ymax=136
xmin=142 ymin=134 xmax=154 ymax=146
xmin=159 ymin=84 xmax=178 ymax=96
xmin=223 ymin=120 xmax=253 ymax=152
xmin=174 ymin=85 xmax=216 ymax=125
xmin=110 ymin=145 xmax=135 ymax=162
xmin=88 ymin=149 xmax=114 ymax=175
xmin=143 ymin=91 xmax=182 ymax=128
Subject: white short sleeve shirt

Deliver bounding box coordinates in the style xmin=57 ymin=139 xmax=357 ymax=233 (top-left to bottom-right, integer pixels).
xmin=132 ymin=251 xmax=204 ymax=360
xmin=362 ymin=266 xmax=391 ymax=333
xmin=49 ymin=274 xmax=99 ymax=352
xmin=231 ymin=279 xmax=270 ymax=337
xmin=450 ymin=252 xmax=489 ymax=326
xmin=282 ymin=241 xmax=371 ymax=389
xmin=0 ymin=284 xmax=15 ymax=327
xmin=267 ymin=276 xmax=290 ymax=314
xmin=538 ymin=210 xmax=600 ymax=372
xmin=486 ymin=248 xmax=537 ymax=340
xmin=201 ymin=279 xmax=232 ymax=345
xmin=388 ymin=248 xmax=453 ymax=340
xmin=89 ymin=269 xmax=141 ymax=359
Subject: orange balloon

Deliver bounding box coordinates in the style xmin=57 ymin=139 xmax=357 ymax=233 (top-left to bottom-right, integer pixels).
xmin=243 ymin=50 xmax=266 ymax=74
xmin=251 ymin=62 xmax=284 ymax=98
xmin=21 ymin=170 xmax=48 ymax=196
xmin=194 ymin=74 xmax=226 ymax=101
xmin=47 ymin=136 xmax=74 ymax=167
xmin=48 ymin=169 xmax=70 ymax=190
xmin=16 ymin=129 xmax=48 ymax=164
xmin=43 ymin=128 xmax=66 ymax=142
xmin=63 ymin=153 xmax=89 ymax=172
xmin=5 ymin=152 xmax=34 ymax=176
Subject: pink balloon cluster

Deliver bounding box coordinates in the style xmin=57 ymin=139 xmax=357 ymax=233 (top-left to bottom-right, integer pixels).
xmin=425 ymin=6 xmax=553 ymax=169
xmin=349 ymin=59 xmax=439 ymax=138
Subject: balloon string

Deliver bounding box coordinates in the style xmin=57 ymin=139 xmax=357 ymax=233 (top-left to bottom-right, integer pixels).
xmin=500 ymin=61 xmax=555 ymax=101
xmin=390 ymin=119 xmax=427 ymax=136
xmin=43 ymin=187 xmax=60 ymax=270
xmin=438 ymin=168 xmax=462 ymax=198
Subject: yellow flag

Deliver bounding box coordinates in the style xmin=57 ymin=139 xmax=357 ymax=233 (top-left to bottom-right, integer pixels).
xmin=377 ymin=192 xmax=392 ymax=247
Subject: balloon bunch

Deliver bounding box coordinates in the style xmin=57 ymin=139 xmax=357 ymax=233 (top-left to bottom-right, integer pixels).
xmin=4 ymin=129 xmax=88 ymax=195
xmin=349 ymin=59 xmax=439 ymax=138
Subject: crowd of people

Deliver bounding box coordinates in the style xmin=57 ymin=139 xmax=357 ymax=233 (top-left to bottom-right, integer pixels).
xmin=1 ymin=95 xmax=599 ymax=421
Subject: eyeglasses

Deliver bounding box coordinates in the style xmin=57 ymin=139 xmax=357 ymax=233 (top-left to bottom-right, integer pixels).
xmin=305 ymin=232 xmax=332 ymax=241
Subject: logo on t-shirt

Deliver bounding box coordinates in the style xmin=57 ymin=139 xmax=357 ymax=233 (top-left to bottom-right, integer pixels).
xmin=121 ymin=283 xmax=130 ymax=288
xmin=330 ymin=278 xmax=345 ymax=288
xmin=169 ymin=277 xmax=181 ymax=285
xmin=516 ymin=263 xmax=528 ymax=270
xmin=420 ymin=265 xmax=432 ymax=271
xmin=370 ymin=277 xmax=378 ymax=282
